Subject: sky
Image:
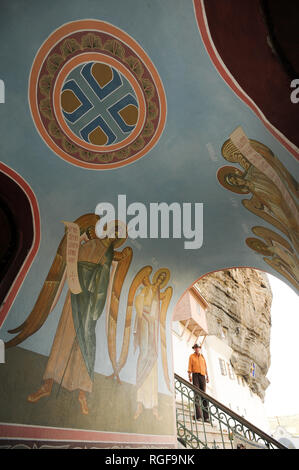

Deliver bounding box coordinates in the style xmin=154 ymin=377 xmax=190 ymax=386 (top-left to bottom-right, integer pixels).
xmin=264 ymin=274 xmax=299 ymax=417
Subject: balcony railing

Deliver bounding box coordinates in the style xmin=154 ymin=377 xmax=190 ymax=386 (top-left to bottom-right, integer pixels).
xmin=174 ymin=373 xmax=286 ymax=449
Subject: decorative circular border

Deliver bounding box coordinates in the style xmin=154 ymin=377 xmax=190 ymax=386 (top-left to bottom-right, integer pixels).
xmin=52 ymin=52 xmax=146 ymax=152
xmin=29 ymin=20 xmax=167 ymax=170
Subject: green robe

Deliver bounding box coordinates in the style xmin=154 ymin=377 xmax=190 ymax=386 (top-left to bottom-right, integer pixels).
xmin=71 ymin=244 xmax=113 ymax=379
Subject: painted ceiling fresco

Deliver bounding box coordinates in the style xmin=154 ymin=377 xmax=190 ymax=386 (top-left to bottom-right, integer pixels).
xmin=0 ymin=0 xmax=298 ymax=447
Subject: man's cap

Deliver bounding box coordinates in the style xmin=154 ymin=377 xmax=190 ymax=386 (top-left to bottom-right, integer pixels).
xmin=192 ymin=343 xmax=201 ymax=349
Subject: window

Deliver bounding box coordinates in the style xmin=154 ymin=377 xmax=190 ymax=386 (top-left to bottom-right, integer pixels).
xmin=171 ymin=321 xmax=180 ymax=336
xmin=227 ymin=362 xmax=235 ymax=380
xmin=221 ymin=326 xmax=228 ymax=339
xmin=219 ymin=358 xmax=227 ymax=376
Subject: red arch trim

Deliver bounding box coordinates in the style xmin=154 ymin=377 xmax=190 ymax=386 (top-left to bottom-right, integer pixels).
xmin=0 ymin=163 xmax=40 ymax=327
xmin=193 ymin=0 xmax=299 ymax=160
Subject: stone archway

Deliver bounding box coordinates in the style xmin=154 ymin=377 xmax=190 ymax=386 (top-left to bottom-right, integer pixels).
xmin=171 ymin=267 xmax=272 ymax=399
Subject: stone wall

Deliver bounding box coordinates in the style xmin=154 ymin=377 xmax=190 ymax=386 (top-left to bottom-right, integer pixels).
xmin=196 ymin=268 xmax=272 ymax=400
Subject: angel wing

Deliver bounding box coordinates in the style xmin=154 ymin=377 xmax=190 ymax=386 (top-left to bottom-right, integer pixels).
xmin=242 ymin=196 xmax=290 ymax=240
xmin=252 ymin=225 xmax=294 ymax=252
xmin=263 ymin=257 xmax=299 ymax=291
xmin=248 ymin=227 xmax=299 ymax=290
xmin=6 ymin=235 xmax=67 ymax=348
xmin=117 ymin=265 xmax=152 ymax=375
xmin=106 ymin=246 xmax=133 ymax=381
xmin=267 ymin=152 xmax=298 ymax=199
xmin=6 ymin=213 xmax=99 ymax=349
xmin=159 ymin=286 xmax=173 ymax=392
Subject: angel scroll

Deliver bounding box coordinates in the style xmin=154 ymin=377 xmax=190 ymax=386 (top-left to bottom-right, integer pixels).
xmin=6 ymin=214 xmax=132 ymax=415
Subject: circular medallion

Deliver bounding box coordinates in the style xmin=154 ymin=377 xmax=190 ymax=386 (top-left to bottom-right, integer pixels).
xmin=29 ymin=20 xmax=167 ymax=169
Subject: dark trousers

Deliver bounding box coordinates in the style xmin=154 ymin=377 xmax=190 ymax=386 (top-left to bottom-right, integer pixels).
xmin=192 ymin=373 xmax=209 ymax=421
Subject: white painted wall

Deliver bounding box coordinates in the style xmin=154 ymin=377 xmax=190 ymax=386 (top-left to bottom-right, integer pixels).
xmin=172 ymin=322 xmax=270 ymax=433
xmin=271 ymin=426 xmax=299 ymax=449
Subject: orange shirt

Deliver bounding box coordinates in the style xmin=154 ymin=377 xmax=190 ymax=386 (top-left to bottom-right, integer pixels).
xmin=188 ymin=352 xmax=207 ymax=375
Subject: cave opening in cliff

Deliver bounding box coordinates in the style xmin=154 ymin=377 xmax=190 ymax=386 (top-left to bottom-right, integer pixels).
xmin=172 ymin=266 xmax=299 ymax=437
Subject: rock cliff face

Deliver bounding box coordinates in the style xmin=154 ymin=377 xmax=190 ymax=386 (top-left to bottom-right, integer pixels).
xmin=196 ymin=268 xmax=272 ymax=400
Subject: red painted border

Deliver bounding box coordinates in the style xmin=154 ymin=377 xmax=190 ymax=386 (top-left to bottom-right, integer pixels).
xmin=0 ymin=163 xmax=41 ymax=327
xmin=193 ymin=0 xmax=299 ymax=160
xmin=0 ymin=423 xmax=176 ymax=446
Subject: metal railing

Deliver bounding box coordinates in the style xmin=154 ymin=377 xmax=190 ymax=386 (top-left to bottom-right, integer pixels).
xmin=174 ymin=373 xmax=286 ymax=449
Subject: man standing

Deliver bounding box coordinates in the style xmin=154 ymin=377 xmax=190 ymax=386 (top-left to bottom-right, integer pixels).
xmin=188 ymin=343 xmax=210 ymax=422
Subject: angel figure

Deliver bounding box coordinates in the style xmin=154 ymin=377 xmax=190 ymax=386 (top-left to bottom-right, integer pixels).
xmin=218 ymin=137 xmax=299 ymax=254
xmin=123 ymin=266 xmax=173 ymax=421
xmin=6 ymin=214 xmax=132 ymax=415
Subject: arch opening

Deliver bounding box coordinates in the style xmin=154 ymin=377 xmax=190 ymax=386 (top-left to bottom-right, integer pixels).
xmin=171 ymin=265 xmax=298 ymax=438
xmin=0 ymin=164 xmax=40 ymax=326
